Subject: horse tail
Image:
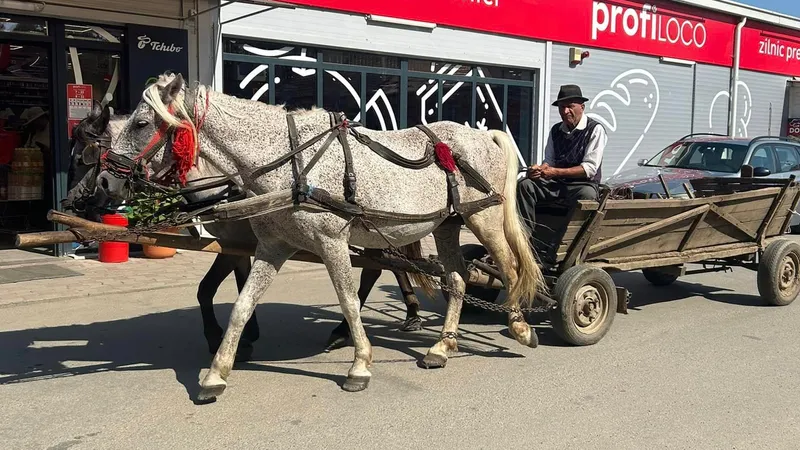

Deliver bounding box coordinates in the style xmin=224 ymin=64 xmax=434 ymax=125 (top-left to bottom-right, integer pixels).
xmin=487 ymin=130 xmax=547 ymax=309
xmin=398 ymin=241 xmax=437 ymax=300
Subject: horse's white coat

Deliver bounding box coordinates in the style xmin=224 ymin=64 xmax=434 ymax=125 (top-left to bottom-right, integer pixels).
xmin=97 ymin=73 xmax=545 ymax=400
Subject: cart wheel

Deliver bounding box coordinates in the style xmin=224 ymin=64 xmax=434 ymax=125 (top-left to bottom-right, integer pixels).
xmin=642 ymin=267 xmax=679 ymax=286
xmin=757 ymin=239 xmax=800 ymax=306
xmin=458 ymin=244 xmax=500 ymax=309
xmin=550 ymin=265 xmax=617 ymax=346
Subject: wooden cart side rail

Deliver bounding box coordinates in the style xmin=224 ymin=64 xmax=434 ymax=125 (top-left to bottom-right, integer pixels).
xmin=576 ymin=186 xmax=784 ymax=211
xmin=587 ymin=204 xmax=710 ymax=255
xmin=586 ymin=241 xmax=762 ymax=271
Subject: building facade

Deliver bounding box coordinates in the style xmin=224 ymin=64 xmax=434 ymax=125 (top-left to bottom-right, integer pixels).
xmin=0 ymin=0 xmax=217 ymax=255
xmin=215 ymin=0 xmax=800 ymax=180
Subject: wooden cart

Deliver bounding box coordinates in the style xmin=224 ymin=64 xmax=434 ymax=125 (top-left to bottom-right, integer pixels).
xmin=461 ymin=176 xmax=800 ymax=346
xmin=15 ymin=176 xmax=800 ymax=348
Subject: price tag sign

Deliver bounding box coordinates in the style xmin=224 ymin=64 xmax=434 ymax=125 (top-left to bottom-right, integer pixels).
xmin=67 ymin=83 xmax=93 ymax=138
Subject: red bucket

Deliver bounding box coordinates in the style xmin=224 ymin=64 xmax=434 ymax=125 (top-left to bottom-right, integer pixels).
xmin=98 ymin=213 xmax=129 ymax=263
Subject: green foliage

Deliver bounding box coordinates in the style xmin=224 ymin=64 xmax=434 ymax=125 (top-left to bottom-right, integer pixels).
xmin=122 ymin=191 xmax=182 ymax=227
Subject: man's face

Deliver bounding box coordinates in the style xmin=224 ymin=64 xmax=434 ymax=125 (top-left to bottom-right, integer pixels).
xmin=558 ymin=101 xmax=584 ymax=129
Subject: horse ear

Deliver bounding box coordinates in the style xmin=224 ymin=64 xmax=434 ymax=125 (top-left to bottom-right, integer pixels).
xmin=160 ymin=73 xmax=185 ymax=105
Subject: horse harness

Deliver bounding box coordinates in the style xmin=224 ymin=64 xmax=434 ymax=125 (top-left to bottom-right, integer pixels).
xmin=94 ymin=89 xmax=504 ymax=226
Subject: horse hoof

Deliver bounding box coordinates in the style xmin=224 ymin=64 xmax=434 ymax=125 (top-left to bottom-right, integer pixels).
xmin=418 ymin=353 xmax=447 ymax=369
xmin=528 ymin=330 xmax=539 ymax=349
xmin=400 ymin=317 xmax=422 ymax=332
xmin=197 ymin=383 xmax=226 ymax=403
xmin=324 ymin=334 xmax=350 ymax=353
xmin=342 ymin=375 xmax=370 ymax=392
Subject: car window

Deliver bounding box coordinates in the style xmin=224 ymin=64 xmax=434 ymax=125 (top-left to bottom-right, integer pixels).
xmin=773 ymin=144 xmax=800 ymax=173
xmin=749 ymin=146 xmax=778 ymax=173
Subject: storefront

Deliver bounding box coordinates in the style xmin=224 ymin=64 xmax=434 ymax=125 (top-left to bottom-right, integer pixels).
xmin=0 ymin=0 xmax=206 ymax=256
xmin=215 ymin=0 xmax=800 ymax=180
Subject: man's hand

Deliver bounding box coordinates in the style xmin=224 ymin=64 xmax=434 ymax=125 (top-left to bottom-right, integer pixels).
xmin=540 ymin=163 xmax=558 ymax=179
xmin=526 ymin=164 xmax=543 ymax=180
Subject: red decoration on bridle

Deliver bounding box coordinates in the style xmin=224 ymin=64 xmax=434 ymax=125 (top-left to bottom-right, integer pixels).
xmin=434 ymin=141 xmax=457 ymax=173
xmin=131 ymin=93 xmax=210 ymax=186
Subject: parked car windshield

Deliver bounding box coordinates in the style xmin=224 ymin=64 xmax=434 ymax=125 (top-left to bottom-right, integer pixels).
xmin=642 ymin=141 xmax=750 ymax=173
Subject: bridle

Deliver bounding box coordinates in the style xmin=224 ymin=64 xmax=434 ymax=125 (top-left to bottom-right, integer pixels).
xmin=100 ymin=88 xmax=210 ymax=193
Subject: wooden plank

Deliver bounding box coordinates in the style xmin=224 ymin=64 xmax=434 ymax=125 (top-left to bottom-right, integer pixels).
xmin=578 ymin=187 xmax=782 ymax=210
xmin=678 ymin=209 xmax=708 ymax=251
xmin=755 ymin=177 xmax=796 ymax=244
xmin=562 ymin=191 xmax=610 ymax=269
xmin=587 ymin=242 xmax=760 ymax=271
xmin=707 ymin=203 xmax=757 ymax=240
xmin=779 ymin=190 xmax=800 ymax=236
xmin=587 ymin=204 xmax=710 ymax=254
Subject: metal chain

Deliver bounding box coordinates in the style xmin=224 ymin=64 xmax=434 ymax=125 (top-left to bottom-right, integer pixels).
xmin=351 ymin=244 xmax=554 ymax=315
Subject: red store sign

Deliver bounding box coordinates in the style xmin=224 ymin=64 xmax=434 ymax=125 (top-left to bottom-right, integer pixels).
xmin=740 ymin=22 xmax=800 ymax=77
xmin=282 ymin=0 xmax=737 ymax=66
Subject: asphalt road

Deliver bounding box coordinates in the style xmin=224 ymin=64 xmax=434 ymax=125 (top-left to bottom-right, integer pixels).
xmin=2 ymin=254 xmax=800 ymax=449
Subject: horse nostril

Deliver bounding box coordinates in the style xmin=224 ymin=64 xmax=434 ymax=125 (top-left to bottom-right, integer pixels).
xmin=100 ymin=177 xmax=109 ymax=190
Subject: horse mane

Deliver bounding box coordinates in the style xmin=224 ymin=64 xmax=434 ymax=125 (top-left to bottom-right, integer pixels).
xmin=143 ymin=73 xmax=200 ymax=155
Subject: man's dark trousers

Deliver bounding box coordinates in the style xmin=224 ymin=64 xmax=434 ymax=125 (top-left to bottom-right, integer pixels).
xmin=516 ymin=178 xmax=598 ymax=233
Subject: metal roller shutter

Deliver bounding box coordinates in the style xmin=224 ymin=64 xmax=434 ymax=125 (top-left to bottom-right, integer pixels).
xmin=550 ymin=45 xmax=694 ymax=177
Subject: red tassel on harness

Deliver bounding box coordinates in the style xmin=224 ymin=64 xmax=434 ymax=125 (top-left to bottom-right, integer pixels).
xmin=171 ymin=122 xmax=196 ymax=185
xmin=434 ymin=142 xmax=457 ymax=173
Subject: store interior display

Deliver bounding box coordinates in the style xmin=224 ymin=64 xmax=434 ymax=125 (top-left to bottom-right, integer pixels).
xmin=0 ymin=40 xmax=52 ymax=242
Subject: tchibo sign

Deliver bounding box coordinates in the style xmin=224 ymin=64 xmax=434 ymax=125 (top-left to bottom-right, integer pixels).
xmin=591 ymin=1 xmax=707 ymax=48
xmin=137 ymin=35 xmax=184 ymax=53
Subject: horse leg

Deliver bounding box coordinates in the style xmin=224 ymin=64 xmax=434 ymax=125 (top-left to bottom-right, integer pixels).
xmin=394 ymin=270 xmax=422 ymax=332
xmin=198 ymin=238 xmax=296 ymax=402
xmin=233 ymin=255 xmax=259 ymax=362
xmin=420 ymin=219 xmax=465 ymax=369
xmin=197 ymin=254 xmax=237 ymax=355
xmin=466 ymin=205 xmax=539 ymax=348
xmin=324 ymin=265 xmax=382 ymax=352
xmin=317 ymin=237 xmax=374 ymax=392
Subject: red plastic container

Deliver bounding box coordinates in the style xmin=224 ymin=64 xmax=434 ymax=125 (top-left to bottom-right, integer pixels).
xmin=98 ymin=213 xmax=129 ymax=263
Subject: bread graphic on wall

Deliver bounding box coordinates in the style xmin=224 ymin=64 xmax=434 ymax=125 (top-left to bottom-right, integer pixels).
xmin=709 ymin=81 xmax=752 ymax=137
xmin=585 ymin=69 xmax=661 ymax=176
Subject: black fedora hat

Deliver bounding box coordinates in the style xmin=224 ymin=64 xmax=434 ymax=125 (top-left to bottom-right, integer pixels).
xmin=552 ymin=84 xmax=589 ymax=106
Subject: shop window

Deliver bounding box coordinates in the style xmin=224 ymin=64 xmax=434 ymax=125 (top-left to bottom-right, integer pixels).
xmin=476 ymin=65 xmax=533 ymax=81
xmin=225 ymin=37 xmax=321 ymax=63
xmin=323 ymin=49 xmax=400 ymax=69
xmin=408 ymin=59 xmax=472 ymax=77
xmin=322 ymin=70 xmax=361 ymax=122
xmin=475 ymin=83 xmax=505 ymax=132
xmin=507 ymin=85 xmax=533 ymax=163
xmin=0 ymin=14 xmax=48 ymax=36
xmin=221 ymin=36 xmax=536 ymax=164
xmin=407 ymin=77 xmax=439 ymax=127
xmin=223 ymin=60 xmax=270 ymax=102
xmin=66 ymin=49 xmax=122 ymax=113
xmin=441 ymin=79 xmax=473 ymax=127
xmin=65 ymin=24 xmax=124 ymax=43
xmin=364 ymin=74 xmax=400 ymax=131
xmin=274 ymin=65 xmax=316 ymax=111
xmin=0 ymin=43 xmax=51 ymax=237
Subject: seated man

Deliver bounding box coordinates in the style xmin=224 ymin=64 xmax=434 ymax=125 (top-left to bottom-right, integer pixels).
xmin=517 ymin=84 xmax=606 ymax=233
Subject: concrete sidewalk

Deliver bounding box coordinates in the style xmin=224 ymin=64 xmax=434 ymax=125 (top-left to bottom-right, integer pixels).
xmin=1 ymin=231 xmax=482 ymax=308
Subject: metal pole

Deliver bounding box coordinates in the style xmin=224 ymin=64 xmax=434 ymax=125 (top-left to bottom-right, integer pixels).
xmin=729 ymin=17 xmax=747 ymax=138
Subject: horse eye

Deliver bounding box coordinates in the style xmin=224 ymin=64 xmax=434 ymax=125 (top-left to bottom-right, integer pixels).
xmin=136 ymin=120 xmax=149 ymax=128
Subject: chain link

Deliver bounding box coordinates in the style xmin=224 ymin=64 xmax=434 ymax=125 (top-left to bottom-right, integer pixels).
xmin=353 ymin=244 xmax=554 ymax=315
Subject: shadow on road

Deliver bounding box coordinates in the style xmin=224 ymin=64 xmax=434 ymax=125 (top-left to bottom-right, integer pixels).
xmin=0 ymin=298 xmax=527 ymax=403
xmin=610 ymin=271 xmax=768 ymax=309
